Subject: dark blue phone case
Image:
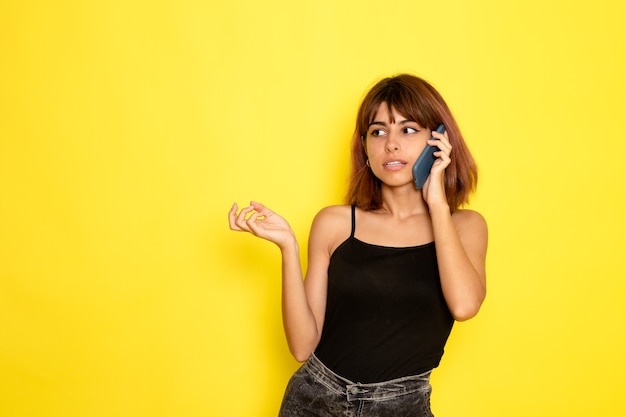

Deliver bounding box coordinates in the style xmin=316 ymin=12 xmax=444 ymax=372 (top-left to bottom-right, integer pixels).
xmin=412 ymin=124 xmax=446 ymax=189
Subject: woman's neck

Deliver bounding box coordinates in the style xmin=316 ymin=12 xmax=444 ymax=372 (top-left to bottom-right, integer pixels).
xmin=378 ymin=185 xmax=429 ymax=219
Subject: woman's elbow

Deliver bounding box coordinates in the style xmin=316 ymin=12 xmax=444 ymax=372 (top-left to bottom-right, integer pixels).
xmin=451 ymin=307 xmax=479 ymax=322
xmin=450 ymin=295 xmax=485 ymax=322
xmin=287 ymin=337 xmax=318 ymax=362
xmin=290 ymin=347 xmax=314 ymax=363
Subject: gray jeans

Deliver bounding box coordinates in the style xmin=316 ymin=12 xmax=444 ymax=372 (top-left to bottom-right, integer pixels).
xmin=279 ymin=354 xmax=435 ymax=417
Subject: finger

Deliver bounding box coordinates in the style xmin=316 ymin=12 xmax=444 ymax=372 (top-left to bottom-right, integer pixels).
xmin=250 ymin=201 xmax=274 ymax=219
xmin=431 ymin=131 xmax=452 ymax=149
xmin=429 ymin=138 xmax=452 ymax=157
xmin=431 ymin=130 xmax=445 ymax=140
xmin=235 ymin=205 xmax=256 ymax=231
xmin=228 ymin=203 xmax=241 ymax=230
xmin=433 ymin=149 xmax=451 ymax=162
xmin=429 ymin=140 xmax=450 ymax=153
xmin=431 ymin=129 xmax=449 ymax=140
xmin=430 ymin=133 xmax=451 ymax=146
xmin=246 ymin=211 xmax=268 ymax=235
xmin=229 ymin=203 xmax=252 ymax=231
xmin=431 ymin=155 xmax=451 ymax=173
xmin=246 ymin=211 xmax=261 ymax=227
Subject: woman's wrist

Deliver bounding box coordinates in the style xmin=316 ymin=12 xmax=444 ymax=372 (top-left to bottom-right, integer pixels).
xmin=428 ymin=201 xmax=451 ymax=218
xmin=278 ymin=232 xmax=299 ymax=254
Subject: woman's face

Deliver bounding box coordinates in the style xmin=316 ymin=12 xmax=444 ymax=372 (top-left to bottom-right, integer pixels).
xmin=364 ymin=102 xmax=432 ymax=188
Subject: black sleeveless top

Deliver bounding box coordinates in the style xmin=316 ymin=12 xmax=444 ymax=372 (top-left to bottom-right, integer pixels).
xmin=314 ymin=206 xmax=454 ymax=383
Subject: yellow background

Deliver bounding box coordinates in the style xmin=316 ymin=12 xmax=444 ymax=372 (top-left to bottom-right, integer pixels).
xmin=1 ymin=0 xmax=625 ymax=416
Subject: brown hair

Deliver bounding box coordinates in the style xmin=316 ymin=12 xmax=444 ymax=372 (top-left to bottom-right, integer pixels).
xmin=346 ymin=74 xmax=477 ymax=212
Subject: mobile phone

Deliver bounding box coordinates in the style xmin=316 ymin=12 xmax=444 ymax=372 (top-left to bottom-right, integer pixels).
xmin=412 ymin=124 xmax=446 ymax=189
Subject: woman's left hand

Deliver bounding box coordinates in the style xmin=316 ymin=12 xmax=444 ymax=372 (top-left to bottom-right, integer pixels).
xmin=421 ymin=129 xmax=452 ymax=208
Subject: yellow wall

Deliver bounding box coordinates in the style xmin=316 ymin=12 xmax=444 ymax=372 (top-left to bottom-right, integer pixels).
xmin=1 ymin=1 xmax=625 ymax=416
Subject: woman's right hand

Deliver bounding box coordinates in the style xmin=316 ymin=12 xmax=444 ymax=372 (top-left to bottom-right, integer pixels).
xmin=228 ymin=201 xmax=296 ymax=250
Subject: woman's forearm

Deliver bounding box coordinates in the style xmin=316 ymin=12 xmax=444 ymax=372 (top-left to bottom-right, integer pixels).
xmin=279 ymin=239 xmax=320 ymax=361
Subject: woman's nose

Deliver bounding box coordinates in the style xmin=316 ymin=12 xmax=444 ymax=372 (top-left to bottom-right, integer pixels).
xmin=385 ymin=133 xmax=399 ymax=152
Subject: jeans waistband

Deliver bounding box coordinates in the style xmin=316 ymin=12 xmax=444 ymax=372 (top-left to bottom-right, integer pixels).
xmin=304 ymin=353 xmax=432 ymax=402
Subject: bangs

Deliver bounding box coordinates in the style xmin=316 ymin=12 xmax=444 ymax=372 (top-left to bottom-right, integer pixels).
xmin=360 ymin=80 xmax=439 ymax=135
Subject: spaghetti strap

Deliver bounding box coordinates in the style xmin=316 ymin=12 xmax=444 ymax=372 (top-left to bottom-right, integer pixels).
xmin=350 ymin=205 xmax=356 ymax=238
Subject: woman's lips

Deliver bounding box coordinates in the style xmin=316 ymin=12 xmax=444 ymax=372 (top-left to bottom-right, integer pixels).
xmin=383 ymin=160 xmax=407 ymax=170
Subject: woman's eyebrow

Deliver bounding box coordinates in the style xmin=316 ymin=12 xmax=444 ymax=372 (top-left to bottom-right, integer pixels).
xmin=368 ymin=120 xmax=388 ymax=128
xmin=368 ymin=118 xmax=419 ymax=128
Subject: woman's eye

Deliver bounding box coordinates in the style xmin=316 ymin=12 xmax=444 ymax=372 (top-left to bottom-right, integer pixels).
xmin=370 ymin=129 xmax=386 ymax=137
xmin=404 ymin=127 xmax=419 ymax=134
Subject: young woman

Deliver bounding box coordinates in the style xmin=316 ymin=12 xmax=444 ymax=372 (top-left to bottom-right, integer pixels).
xmin=228 ymin=74 xmax=488 ymax=416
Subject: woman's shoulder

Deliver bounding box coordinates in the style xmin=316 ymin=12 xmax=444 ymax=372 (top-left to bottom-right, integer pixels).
xmin=451 ymin=209 xmax=488 ymax=234
xmin=309 ymin=205 xmax=353 ymax=251
xmin=451 ymin=208 xmax=485 ymax=221
xmin=312 ymin=204 xmax=352 ymax=228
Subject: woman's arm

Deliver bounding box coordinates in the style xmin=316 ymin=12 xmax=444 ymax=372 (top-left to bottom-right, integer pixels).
xmin=228 ymin=202 xmax=337 ymax=361
xmin=421 ymin=131 xmax=488 ymax=321
xmin=430 ymin=206 xmax=487 ymax=321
